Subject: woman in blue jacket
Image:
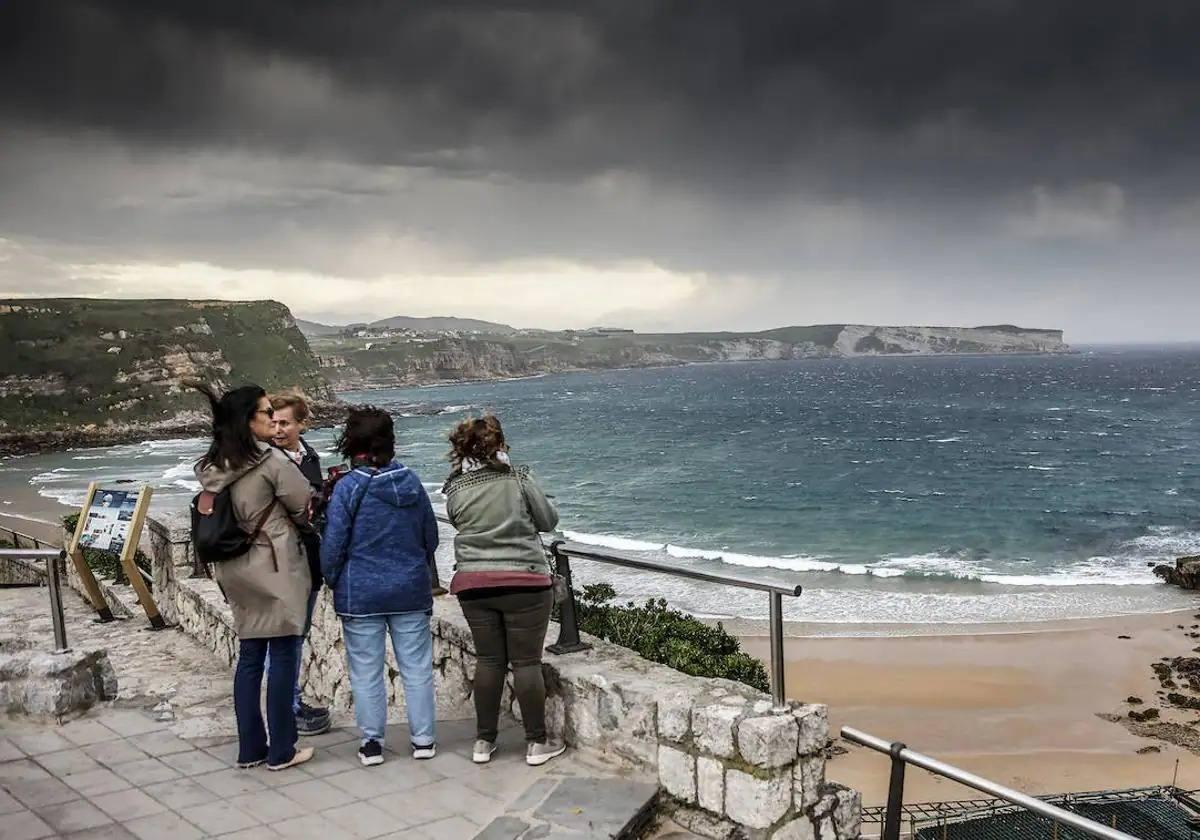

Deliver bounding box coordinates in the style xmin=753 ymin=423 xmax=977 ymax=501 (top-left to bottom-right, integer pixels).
xmin=321 ymin=407 xmax=440 ymax=766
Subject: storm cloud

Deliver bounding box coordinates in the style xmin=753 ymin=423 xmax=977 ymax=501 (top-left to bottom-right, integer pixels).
xmin=2 ymin=1 xmax=1199 ymax=339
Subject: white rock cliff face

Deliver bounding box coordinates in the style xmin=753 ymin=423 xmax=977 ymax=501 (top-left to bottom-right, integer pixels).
xmin=835 ymin=325 xmax=1066 ymax=356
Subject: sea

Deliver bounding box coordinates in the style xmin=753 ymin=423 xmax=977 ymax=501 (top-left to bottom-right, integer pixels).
xmin=3 ymin=346 xmax=1199 ymax=629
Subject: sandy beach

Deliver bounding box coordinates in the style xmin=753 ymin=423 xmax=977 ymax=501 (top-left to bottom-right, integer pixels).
xmin=741 ymin=610 xmax=1200 ymax=810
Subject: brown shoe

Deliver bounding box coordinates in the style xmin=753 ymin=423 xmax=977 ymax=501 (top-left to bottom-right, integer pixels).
xmin=268 ymin=746 xmax=315 ymax=771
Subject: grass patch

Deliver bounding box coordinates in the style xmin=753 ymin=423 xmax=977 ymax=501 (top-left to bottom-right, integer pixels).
xmin=572 ymin=583 xmax=769 ymax=693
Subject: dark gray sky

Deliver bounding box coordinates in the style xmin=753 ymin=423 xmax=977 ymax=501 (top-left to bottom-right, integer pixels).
xmin=2 ymin=1 xmax=1198 ymax=341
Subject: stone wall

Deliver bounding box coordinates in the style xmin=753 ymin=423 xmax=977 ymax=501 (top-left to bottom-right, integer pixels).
xmin=140 ymin=512 xmax=861 ymax=839
xmin=0 ymin=554 xmax=47 ymax=586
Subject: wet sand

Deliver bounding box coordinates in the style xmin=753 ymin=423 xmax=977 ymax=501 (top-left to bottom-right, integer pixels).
xmin=741 ymin=610 xmax=1200 ymax=808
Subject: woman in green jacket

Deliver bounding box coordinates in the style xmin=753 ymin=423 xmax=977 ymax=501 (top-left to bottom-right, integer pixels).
xmin=443 ymin=415 xmax=565 ymax=767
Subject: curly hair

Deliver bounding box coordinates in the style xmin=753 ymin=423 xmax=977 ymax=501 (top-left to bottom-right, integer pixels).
xmin=447 ymin=414 xmax=510 ymax=477
xmin=336 ymin=406 xmax=395 ymax=466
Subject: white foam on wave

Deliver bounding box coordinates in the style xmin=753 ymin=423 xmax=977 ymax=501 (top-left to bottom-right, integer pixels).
xmin=562 ymin=530 xmax=666 ymax=553
xmin=438 ymin=404 xmax=473 ymax=415
xmin=160 ymin=462 xmax=196 ymax=481
xmin=566 ymin=528 xmax=1183 ymax=590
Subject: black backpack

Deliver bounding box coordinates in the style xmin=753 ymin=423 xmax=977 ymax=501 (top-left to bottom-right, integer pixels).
xmin=191 ymin=479 xmax=277 ymax=566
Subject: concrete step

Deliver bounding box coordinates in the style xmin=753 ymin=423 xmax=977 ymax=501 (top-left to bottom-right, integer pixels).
xmin=474 ymin=774 xmax=659 ymax=839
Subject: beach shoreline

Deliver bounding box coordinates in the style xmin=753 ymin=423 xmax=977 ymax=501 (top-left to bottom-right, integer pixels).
xmin=739 ymin=607 xmax=1200 ymax=808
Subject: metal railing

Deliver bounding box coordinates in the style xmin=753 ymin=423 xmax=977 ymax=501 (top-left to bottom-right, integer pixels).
xmin=0 ymin=547 xmax=70 ymax=653
xmin=841 ymin=726 xmax=1141 ymax=840
xmin=0 ymin=524 xmax=57 ymax=552
xmin=433 ymin=514 xmax=803 ymax=711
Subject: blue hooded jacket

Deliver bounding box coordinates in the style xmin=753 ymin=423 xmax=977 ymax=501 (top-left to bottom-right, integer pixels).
xmin=320 ymin=462 xmax=438 ymax=616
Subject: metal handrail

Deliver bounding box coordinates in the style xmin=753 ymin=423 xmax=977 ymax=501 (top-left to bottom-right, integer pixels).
xmin=0 ymin=548 xmax=70 ymax=653
xmin=433 ymin=513 xmax=803 ymax=711
xmin=554 ymin=539 xmax=803 ymax=596
xmin=841 ymin=726 xmax=1140 ymax=840
xmin=0 ymin=524 xmax=55 ymax=551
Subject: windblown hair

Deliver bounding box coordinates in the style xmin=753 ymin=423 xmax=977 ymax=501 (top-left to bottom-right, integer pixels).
xmin=335 ymin=406 xmax=395 ymax=467
xmin=447 ymin=414 xmax=510 ymax=478
xmin=188 ymin=381 xmax=267 ymax=472
xmin=270 ymin=390 xmax=310 ymax=423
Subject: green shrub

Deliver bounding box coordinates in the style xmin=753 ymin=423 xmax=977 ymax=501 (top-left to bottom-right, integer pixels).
xmin=62 ymin=514 xmax=151 ymax=582
xmin=571 ymin=583 xmax=769 ymax=693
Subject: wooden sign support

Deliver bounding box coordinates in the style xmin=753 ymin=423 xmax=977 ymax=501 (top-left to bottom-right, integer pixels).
xmin=68 ymin=483 xmax=116 ymax=623
xmin=71 ymin=482 xmax=166 ymax=630
xmin=118 ymin=487 xmax=165 ymax=630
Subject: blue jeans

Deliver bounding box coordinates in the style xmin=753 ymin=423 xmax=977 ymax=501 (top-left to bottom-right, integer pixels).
xmin=234 ymin=636 xmax=300 ymax=766
xmin=265 ymin=588 xmax=320 ymax=714
xmin=341 ymin=612 xmax=435 ymax=748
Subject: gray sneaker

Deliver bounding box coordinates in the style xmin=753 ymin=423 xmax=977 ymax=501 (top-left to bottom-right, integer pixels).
xmin=526 ymin=740 xmax=566 ymax=767
xmin=472 ymin=739 xmax=497 ymax=764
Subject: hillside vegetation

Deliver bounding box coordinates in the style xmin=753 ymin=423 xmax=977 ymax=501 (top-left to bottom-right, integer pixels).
xmin=0 ymin=298 xmax=332 ymax=436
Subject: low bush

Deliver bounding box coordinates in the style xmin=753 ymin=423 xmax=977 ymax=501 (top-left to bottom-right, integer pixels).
xmin=571 ymin=583 xmax=769 ymax=693
xmin=62 ymin=514 xmax=151 ymax=582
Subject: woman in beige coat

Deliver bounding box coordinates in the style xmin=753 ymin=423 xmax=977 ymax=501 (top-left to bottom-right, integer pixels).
xmin=192 ymin=383 xmax=316 ymax=771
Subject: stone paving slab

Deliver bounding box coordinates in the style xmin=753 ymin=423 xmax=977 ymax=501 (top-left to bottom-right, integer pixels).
xmin=1 ymin=587 xmax=662 ymax=839
xmin=2 ymin=709 xmax=657 ymax=839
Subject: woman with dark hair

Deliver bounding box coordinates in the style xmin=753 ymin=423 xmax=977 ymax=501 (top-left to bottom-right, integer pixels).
xmin=321 ymin=406 xmax=440 ymax=767
xmin=191 ymin=383 xmax=315 ymax=772
xmin=443 ymin=415 xmax=565 ymax=766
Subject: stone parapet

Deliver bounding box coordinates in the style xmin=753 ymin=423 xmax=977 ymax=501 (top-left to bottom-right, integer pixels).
xmin=139 ymin=513 xmax=861 ymax=839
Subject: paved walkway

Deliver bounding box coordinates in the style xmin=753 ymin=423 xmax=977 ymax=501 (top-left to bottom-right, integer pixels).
xmin=0 ymin=588 xmax=660 ymax=839
xmin=1 ymin=713 xmax=656 ymax=839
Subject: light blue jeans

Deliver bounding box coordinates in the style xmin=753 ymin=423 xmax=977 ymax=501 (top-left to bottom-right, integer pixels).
xmin=341 ymin=611 xmax=436 ymax=748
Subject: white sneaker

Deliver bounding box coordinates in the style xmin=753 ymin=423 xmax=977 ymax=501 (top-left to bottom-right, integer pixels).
xmin=526 ymin=741 xmax=566 ymax=767
xmin=412 ymin=742 xmax=436 ymax=761
xmin=472 ymin=739 xmax=497 ymax=764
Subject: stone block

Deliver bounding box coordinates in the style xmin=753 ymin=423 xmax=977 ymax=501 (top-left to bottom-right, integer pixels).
xmin=773 ymin=817 xmax=816 ymax=840
xmin=829 ymin=784 xmax=862 ymax=839
xmin=738 ymin=713 xmax=799 ymax=768
xmin=794 ymin=705 xmax=829 ymax=756
xmin=724 ymin=768 xmax=791 ymax=830
xmin=657 ymin=690 xmax=693 ymax=742
xmin=694 ymin=703 xmax=743 ymax=758
xmin=658 ymin=744 xmax=696 ymax=803
xmin=793 ymin=755 xmax=825 ymax=811
xmin=670 ymin=807 xmax=743 ymax=840
xmin=697 ymin=755 xmax=725 ymax=815
xmin=0 ymin=648 xmax=117 ymax=718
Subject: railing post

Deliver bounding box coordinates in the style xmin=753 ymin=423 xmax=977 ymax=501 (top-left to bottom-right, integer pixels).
xmin=883 ymin=741 xmax=907 ymax=840
xmin=768 ymin=590 xmax=788 ymax=712
xmin=47 ymin=550 xmax=70 ymax=653
xmin=546 ymin=541 xmax=593 ymax=655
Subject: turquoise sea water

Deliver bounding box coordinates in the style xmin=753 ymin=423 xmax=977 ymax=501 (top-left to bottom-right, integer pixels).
xmin=4 ymin=347 xmax=1199 ymax=625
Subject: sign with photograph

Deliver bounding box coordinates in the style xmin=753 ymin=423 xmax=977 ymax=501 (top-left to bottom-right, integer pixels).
xmin=78 ymin=488 xmax=141 ymax=554
xmin=69 ymin=482 xmax=165 ymax=629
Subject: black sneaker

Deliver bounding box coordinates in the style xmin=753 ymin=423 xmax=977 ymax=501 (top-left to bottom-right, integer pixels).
xmin=412 ymin=742 xmax=436 ymax=760
xmin=296 ymin=703 xmax=331 ymax=737
xmin=359 ymin=739 xmax=384 ymax=767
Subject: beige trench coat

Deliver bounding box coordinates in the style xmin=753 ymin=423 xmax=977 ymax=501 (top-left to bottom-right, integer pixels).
xmin=195 ymin=442 xmax=313 ymax=639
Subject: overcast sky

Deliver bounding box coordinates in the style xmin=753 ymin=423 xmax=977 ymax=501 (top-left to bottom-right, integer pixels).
xmin=2 ymin=2 xmax=1199 ymax=342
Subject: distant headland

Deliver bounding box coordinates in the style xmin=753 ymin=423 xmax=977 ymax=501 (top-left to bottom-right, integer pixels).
xmin=0 ymin=298 xmax=1067 ymax=453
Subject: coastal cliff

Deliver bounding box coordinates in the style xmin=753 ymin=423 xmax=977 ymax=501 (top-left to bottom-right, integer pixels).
xmin=0 ymin=298 xmax=1069 ymax=452
xmin=312 ymin=323 xmax=1070 ymax=390
xmin=0 ymin=298 xmax=333 ymax=453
